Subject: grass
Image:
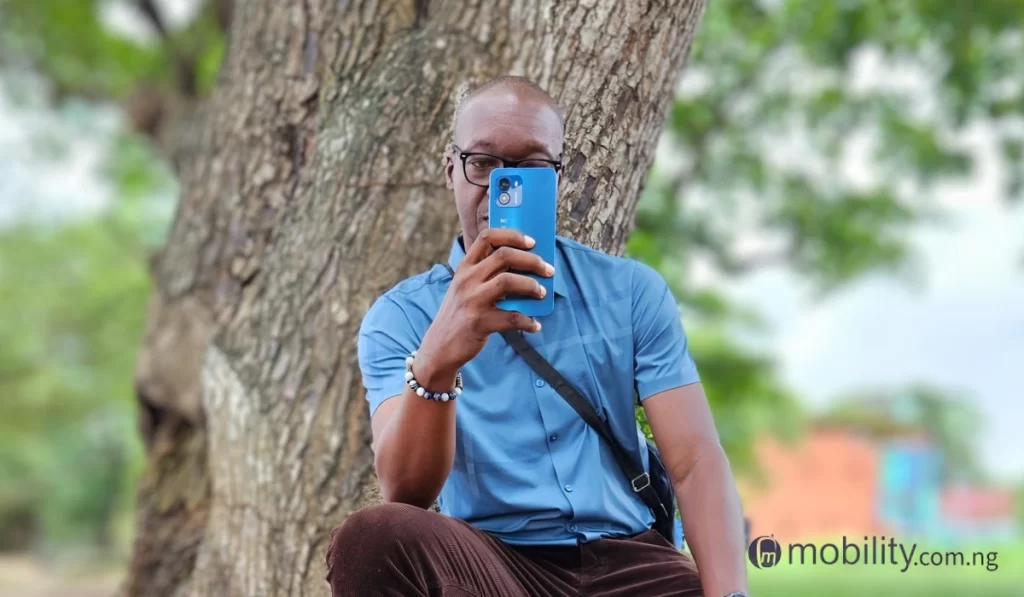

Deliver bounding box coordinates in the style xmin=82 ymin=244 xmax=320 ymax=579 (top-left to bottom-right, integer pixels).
xmin=745 ymin=539 xmax=1024 ymax=597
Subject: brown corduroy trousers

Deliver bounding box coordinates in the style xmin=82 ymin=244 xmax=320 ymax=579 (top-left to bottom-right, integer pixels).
xmin=325 ymin=503 xmax=703 ymax=597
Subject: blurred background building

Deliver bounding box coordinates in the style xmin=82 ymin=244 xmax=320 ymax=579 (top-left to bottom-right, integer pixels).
xmin=742 ymin=424 xmax=1019 ymax=545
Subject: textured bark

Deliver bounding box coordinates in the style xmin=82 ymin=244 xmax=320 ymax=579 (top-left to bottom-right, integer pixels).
xmin=124 ymin=1 xmax=707 ymax=596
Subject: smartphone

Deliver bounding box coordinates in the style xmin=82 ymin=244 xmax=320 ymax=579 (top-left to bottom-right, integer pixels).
xmin=488 ymin=167 xmax=557 ymax=318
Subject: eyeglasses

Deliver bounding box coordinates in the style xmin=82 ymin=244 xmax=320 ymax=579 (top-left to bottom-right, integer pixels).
xmin=451 ymin=144 xmax=562 ymax=188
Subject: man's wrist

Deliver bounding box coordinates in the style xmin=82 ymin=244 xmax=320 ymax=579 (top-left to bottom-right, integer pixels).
xmin=410 ymin=350 xmax=461 ymax=393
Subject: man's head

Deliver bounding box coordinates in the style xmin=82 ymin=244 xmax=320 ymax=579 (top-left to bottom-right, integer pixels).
xmin=445 ymin=76 xmax=565 ymax=247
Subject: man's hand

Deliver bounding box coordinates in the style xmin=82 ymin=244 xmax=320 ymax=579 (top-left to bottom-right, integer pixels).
xmin=415 ymin=228 xmax=554 ymax=384
xmin=370 ymin=228 xmax=553 ymax=508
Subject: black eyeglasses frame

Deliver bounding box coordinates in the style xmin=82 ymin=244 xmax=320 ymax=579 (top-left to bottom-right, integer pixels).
xmin=451 ymin=144 xmax=563 ymax=188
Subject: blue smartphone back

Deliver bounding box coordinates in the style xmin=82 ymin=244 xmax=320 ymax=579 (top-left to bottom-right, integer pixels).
xmin=488 ymin=167 xmax=557 ymax=318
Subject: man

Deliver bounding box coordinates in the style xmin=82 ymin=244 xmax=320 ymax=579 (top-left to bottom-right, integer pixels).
xmin=326 ymin=76 xmax=750 ymax=597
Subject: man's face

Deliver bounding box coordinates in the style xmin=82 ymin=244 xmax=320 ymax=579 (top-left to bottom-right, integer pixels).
xmin=445 ymin=91 xmax=564 ymax=248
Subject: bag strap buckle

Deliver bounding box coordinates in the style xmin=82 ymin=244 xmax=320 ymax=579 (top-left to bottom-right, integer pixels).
xmin=631 ymin=472 xmax=651 ymax=492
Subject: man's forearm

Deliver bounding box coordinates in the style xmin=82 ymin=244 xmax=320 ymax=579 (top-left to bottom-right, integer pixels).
xmin=374 ymin=361 xmax=459 ymax=508
xmin=674 ymin=445 xmax=748 ymax=596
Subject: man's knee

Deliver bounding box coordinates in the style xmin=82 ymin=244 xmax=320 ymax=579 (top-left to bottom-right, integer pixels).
xmin=326 ymin=503 xmax=503 ymax=596
xmin=326 ymin=503 xmax=441 ymax=572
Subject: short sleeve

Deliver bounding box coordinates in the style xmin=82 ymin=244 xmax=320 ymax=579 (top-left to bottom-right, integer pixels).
xmin=357 ymin=295 xmax=419 ymax=416
xmin=631 ymin=262 xmax=700 ymax=401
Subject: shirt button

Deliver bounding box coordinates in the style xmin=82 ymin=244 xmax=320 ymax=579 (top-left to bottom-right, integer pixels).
xmin=569 ymin=524 xmax=578 ymax=532
xmin=535 ymin=379 xmax=545 ymax=387
xmin=564 ymin=484 xmax=573 ymax=492
xmin=549 ymin=435 xmax=558 ymax=442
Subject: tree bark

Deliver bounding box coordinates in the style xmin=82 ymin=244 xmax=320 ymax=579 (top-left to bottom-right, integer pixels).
xmin=123 ymin=1 xmax=707 ymax=595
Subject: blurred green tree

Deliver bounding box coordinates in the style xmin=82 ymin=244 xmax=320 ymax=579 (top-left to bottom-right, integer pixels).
xmin=628 ymin=0 xmax=1023 ymax=471
xmin=0 ymin=131 xmax=174 ymax=552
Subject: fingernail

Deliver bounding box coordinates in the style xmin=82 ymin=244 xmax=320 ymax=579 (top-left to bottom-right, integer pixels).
xmin=545 ymin=263 xmax=555 ymax=276
xmin=525 ymin=235 xmax=536 ymax=247
xmin=538 ymin=285 xmax=546 ymax=297
xmin=534 ymin=320 xmax=542 ymax=331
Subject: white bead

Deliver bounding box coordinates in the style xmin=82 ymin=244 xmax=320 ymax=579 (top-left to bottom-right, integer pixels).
xmin=416 ymin=387 xmax=425 ymax=396
xmin=440 ymin=393 xmax=449 ymax=401
xmin=404 ymin=371 xmax=414 ymax=381
xmin=454 ymin=387 xmax=462 ymax=396
xmin=405 ymin=356 xmax=415 ymax=366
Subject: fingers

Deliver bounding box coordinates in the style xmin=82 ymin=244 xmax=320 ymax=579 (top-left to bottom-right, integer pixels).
xmin=462 ymin=228 xmax=535 ymax=266
xmin=477 ymin=246 xmax=554 ymax=282
xmin=477 ymin=272 xmax=547 ymax=304
xmin=453 ymin=228 xmax=550 ymax=338
xmin=478 ymin=309 xmax=542 ymax=334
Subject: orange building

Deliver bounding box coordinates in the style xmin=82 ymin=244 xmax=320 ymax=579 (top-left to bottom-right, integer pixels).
xmin=738 ymin=426 xmax=1019 ymax=544
xmin=739 ymin=427 xmax=886 ymax=541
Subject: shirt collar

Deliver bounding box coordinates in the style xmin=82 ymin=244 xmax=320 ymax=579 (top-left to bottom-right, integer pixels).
xmin=447 ymin=235 xmax=569 ymax=297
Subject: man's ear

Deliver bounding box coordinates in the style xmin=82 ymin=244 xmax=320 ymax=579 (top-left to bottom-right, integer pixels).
xmin=444 ymin=155 xmax=455 ymax=190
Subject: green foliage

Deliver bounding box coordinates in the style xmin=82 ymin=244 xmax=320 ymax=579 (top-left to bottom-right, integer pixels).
xmin=2 ymin=0 xmax=168 ymax=99
xmin=1 ymin=0 xmax=226 ymax=101
xmin=636 ymin=0 xmax=1023 ymax=293
xmin=630 ymin=0 xmax=1022 ymax=479
xmin=0 ymin=131 xmax=173 ymax=551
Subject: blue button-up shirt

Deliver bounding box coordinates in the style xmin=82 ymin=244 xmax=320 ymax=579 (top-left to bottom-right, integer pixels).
xmin=357 ymin=235 xmax=701 ymax=546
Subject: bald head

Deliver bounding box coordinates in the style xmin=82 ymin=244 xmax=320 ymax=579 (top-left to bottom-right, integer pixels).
xmin=452 ymin=76 xmax=564 ymax=141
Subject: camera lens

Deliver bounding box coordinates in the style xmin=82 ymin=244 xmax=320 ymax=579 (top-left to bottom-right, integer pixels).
xmin=498 ymin=178 xmax=511 ymax=191
xmin=497 ymin=192 xmax=511 ymax=205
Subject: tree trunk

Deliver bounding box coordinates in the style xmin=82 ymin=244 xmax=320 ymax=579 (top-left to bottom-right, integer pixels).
xmin=122 ymin=1 xmax=707 ymax=595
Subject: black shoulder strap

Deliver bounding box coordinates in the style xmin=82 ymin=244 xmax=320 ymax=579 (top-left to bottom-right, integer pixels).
xmin=499 ymin=330 xmax=668 ymax=518
xmin=440 ymin=262 xmax=668 ymax=519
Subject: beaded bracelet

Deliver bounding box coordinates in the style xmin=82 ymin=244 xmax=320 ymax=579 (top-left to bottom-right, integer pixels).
xmin=404 ymin=351 xmax=463 ymax=401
